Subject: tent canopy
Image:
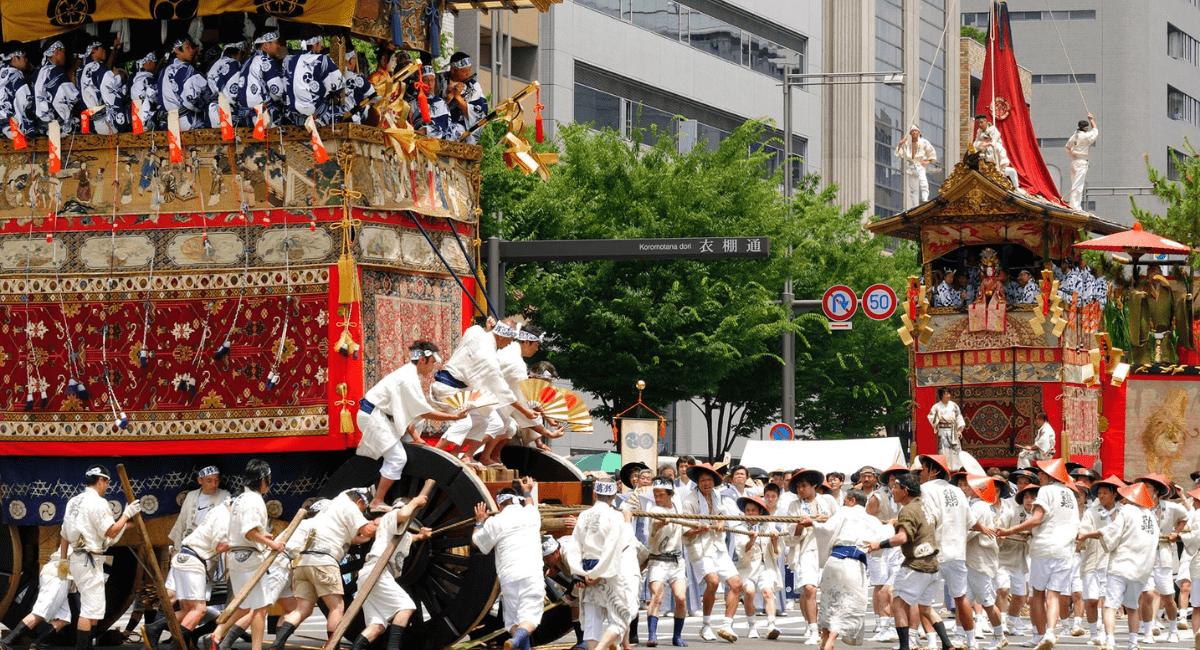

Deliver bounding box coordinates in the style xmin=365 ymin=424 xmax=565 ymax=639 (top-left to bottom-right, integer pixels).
xmin=739 ymin=438 xmax=906 ymax=477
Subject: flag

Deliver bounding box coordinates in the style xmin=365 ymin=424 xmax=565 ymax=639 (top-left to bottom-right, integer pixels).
xmin=80 ymin=109 xmax=93 ymax=134
xmin=9 ymin=118 xmax=26 ymax=150
xmin=976 ymin=2 xmax=1064 ymax=205
xmin=167 ymin=109 xmax=183 ymax=163
xmin=252 ymin=104 xmax=268 ymax=140
xmin=218 ymin=93 xmax=235 ymax=141
xmin=305 ymin=115 xmax=329 ymax=163
xmin=131 ymin=99 xmax=145 ymax=135
xmin=47 ymin=121 xmax=61 ymax=173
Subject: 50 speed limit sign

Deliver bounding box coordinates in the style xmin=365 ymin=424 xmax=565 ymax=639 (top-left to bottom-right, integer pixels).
xmin=862 ymin=284 xmax=898 ymax=320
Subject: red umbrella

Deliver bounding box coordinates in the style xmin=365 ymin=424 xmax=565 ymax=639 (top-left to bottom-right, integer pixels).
xmin=1073 ymin=222 xmax=1192 ymax=256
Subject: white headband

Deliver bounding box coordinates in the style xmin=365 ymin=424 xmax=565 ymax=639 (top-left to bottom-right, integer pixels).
xmin=492 ymin=322 xmax=518 ymax=338
xmin=450 ymin=56 xmax=472 ymax=69
xmin=172 ymin=37 xmax=190 ymax=51
xmin=7 ymin=49 xmax=25 ymax=60
xmin=497 ymin=493 xmax=524 ymax=506
xmin=225 ymin=42 xmax=247 ymax=51
xmin=80 ymin=41 xmax=102 ymax=59
xmin=345 ymin=51 xmax=357 ymax=62
xmin=410 ymin=349 xmax=443 ymax=362
xmin=594 ymin=481 xmax=618 ymax=496
xmin=541 ymin=535 xmax=559 ymax=556
xmin=308 ymin=499 xmax=328 ymax=513
xmin=652 ymin=478 xmax=675 ymax=492
xmin=421 ymin=65 xmax=435 ymax=77
xmin=136 ymin=52 xmax=157 ymax=67
xmin=44 ymin=41 xmax=64 ymax=60
xmin=255 ymin=32 xmax=280 ymax=45
xmin=86 ymin=467 xmax=110 ymax=479
xmin=533 ymin=370 xmax=554 ymax=380
xmin=516 ymin=324 xmax=544 ymax=343
xmin=300 ymin=36 xmax=323 ymax=48
xmin=198 ymin=465 xmax=220 ymax=478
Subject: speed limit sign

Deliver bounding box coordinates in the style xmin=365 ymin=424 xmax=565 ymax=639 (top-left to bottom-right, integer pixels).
xmin=862 ymin=284 xmax=898 ymax=320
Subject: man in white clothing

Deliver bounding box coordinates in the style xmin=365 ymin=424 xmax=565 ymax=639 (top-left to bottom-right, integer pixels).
xmin=645 ymin=478 xmax=689 ymax=648
xmin=1178 ymin=487 xmax=1200 ymax=648
xmin=357 ymin=340 xmax=467 ymax=510
xmin=787 ymin=468 xmax=838 ymax=646
xmin=919 ymin=456 xmax=983 ymax=649
xmin=475 ymin=478 xmax=544 ymax=650
xmin=895 ymin=125 xmax=937 ymax=207
xmin=1064 ymin=115 xmax=1097 ymax=211
xmin=867 ymin=465 xmax=906 ymax=643
xmin=1077 ymin=477 xmax=1121 ymax=648
xmin=1134 ymin=474 xmax=1186 ymax=644
xmin=433 ymin=319 xmax=541 ymax=464
xmin=959 ymin=474 xmax=1008 ymax=650
xmin=682 ymin=464 xmax=743 ymax=643
xmin=272 ymin=489 xmax=376 ymax=650
xmin=348 ymin=496 xmax=432 ymax=650
xmin=927 ymin=389 xmax=966 ymax=471
xmin=575 ymin=480 xmax=640 ymax=650
xmin=218 ymin=460 xmax=285 ymax=650
xmin=1018 ymin=413 xmax=1055 ymax=469
xmin=63 ymin=465 xmax=142 ymax=650
xmin=169 ymin=465 xmax=231 ymax=550
xmin=1081 ymin=481 xmax=1158 ymax=650
xmin=479 ymin=323 xmax=563 ymax=467
xmin=161 ymin=497 xmax=232 ymax=647
xmin=997 ymin=459 xmax=1080 ymax=650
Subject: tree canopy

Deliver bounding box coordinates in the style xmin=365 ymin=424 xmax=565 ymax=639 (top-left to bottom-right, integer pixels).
xmin=478 ymin=120 xmax=916 ymax=459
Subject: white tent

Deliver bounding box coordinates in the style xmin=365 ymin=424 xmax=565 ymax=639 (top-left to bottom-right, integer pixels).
xmin=738 ymin=438 xmax=907 ymax=476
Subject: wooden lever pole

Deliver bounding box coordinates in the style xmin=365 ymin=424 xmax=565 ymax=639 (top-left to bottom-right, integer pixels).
xmin=216 ymin=506 xmax=309 ymax=625
xmin=116 ymin=464 xmax=187 ymax=650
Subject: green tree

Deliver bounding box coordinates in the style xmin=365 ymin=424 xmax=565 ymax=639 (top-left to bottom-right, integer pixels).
xmin=477 ymin=120 xmax=914 ymax=458
xmin=1130 ymin=142 xmax=1200 ymax=270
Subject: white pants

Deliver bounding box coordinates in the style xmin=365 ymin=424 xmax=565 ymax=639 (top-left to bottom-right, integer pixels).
xmin=1002 ymin=166 xmax=1020 ymax=191
xmin=32 ymin=567 xmax=72 ymax=622
xmin=361 ymin=561 xmax=416 ymax=627
xmin=905 ymin=162 xmax=930 ymax=206
xmin=70 ymin=551 xmax=107 ymax=620
xmin=1068 ymin=159 xmax=1089 ymax=209
xmin=441 ymin=409 xmax=504 ymax=446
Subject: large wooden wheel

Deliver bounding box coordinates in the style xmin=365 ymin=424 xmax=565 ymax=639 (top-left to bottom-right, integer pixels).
xmin=0 ymin=525 xmax=28 ymax=629
xmin=321 ymin=445 xmax=500 ymax=650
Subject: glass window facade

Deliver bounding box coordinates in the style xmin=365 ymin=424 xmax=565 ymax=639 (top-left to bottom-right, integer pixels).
xmin=1169 ymin=23 xmax=1200 ymax=66
xmin=1031 ymin=74 xmax=1096 ymax=84
xmin=1168 ymin=85 xmax=1200 ymax=125
xmin=874 ymin=0 xmax=904 ymax=220
xmin=576 ymin=0 xmax=805 ymax=81
xmin=574 ymin=84 xmax=622 ymax=132
xmin=962 ymin=9 xmax=1095 ymax=26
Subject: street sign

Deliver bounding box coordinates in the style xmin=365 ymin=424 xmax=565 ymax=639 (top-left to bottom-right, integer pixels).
xmin=490 ymin=237 xmax=771 ymax=262
xmin=830 ymin=322 xmax=853 ymax=330
xmin=769 ymin=422 xmax=794 ymax=441
xmin=862 ymin=283 xmax=898 ymax=320
xmin=822 ymin=285 xmax=857 ymax=322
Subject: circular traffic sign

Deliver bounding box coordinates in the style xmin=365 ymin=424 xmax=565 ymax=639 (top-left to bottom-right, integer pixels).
xmin=822 ymin=285 xmax=858 ymax=322
xmin=862 ymin=283 xmax=898 ymax=320
xmin=769 ymin=423 xmax=793 ymax=441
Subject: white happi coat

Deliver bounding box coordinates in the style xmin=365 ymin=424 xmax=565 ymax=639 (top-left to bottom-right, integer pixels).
xmin=169 ymin=487 xmax=232 ymax=548
xmin=435 ymin=325 xmax=515 ymax=406
xmin=296 ymin=492 xmax=369 ymax=568
xmin=813 ymin=504 xmax=884 ymax=644
xmin=574 ymin=501 xmax=640 ymax=636
xmin=358 ymin=363 xmax=435 ymax=459
xmin=1101 ymin=503 xmax=1158 ymax=583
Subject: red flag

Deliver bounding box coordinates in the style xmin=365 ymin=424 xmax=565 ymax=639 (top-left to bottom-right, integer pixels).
xmin=9 ymin=119 xmax=26 ymax=150
xmin=976 ymin=2 xmax=1064 ymax=205
xmin=252 ymin=104 xmax=268 ymax=141
xmin=47 ymin=122 xmax=61 ymax=173
xmin=80 ymin=109 xmax=92 ymax=134
xmin=131 ymin=100 xmax=144 ymax=135
xmin=218 ymin=94 xmax=235 ymax=141
xmin=166 ymin=110 xmax=183 ymax=163
xmin=305 ymin=116 xmax=329 ymax=163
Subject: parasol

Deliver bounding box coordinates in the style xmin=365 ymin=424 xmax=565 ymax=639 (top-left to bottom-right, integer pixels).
xmin=1072 ymin=222 xmax=1191 ymax=256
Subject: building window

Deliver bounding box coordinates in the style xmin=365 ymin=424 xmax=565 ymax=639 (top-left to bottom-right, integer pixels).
xmin=574 ymin=84 xmax=622 ymax=132
xmin=1168 ymin=85 xmax=1200 ymax=125
xmin=1167 ymin=148 xmax=1191 ymax=181
xmin=1031 ymin=73 xmax=1096 ymax=84
xmin=1168 ymin=24 xmax=1200 ymax=66
xmin=1038 ymin=138 xmax=1070 ymax=148
xmin=963 ymin=9 xmax=1094 ymax=25
xmin=575 ymin=0 xmax=805 ymax=80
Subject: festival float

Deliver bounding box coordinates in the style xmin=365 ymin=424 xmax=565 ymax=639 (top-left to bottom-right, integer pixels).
xmin=868 ymin=3 xmax=1200 ymax=488
xmin=0 ymin=0 xmax=591 ymax=646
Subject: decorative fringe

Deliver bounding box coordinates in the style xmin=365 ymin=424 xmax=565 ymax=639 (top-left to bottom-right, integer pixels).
xmin=115 ymin=411 xmax=130 ymax=430
xmin=214 ymin=339 xmax=231 ymax=359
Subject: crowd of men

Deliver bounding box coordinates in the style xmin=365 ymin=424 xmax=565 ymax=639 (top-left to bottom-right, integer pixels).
xmin=931 ymin=257 xmax=1108 ymax=311
xmin=558 ymin=455 xmax=1200 ymax=650
xmin=0 ymin=28 xmax=489 ymax=142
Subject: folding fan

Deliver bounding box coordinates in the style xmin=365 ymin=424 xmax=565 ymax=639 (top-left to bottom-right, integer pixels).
xmin=559 ymin=388 xmax=594 ymax=433
xmin=440 ymin=389 xmax=499 ymax=412
xmin=517 ymin=378 xmax=570 ymax=420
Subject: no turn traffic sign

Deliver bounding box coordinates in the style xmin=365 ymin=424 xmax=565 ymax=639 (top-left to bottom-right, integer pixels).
xmin=862 ymin=283 xmax=898 ymax=320
xmin=769 ymin=423 xmax=793 ymax=440
xmin=822 ymin=285 xmax=857 ymax=322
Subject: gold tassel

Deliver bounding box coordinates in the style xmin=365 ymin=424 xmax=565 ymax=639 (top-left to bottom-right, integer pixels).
xmin=336 ymin=383 xmax=354 ymax=433
xmin=338 ymin=253 xmax=361 ymax=304
xmin=335 ymin=328 xmax=360 ymax=358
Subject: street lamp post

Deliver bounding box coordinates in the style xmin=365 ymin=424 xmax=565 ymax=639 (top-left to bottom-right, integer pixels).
xmin=777 ymin=69 xmax=904 ymax=430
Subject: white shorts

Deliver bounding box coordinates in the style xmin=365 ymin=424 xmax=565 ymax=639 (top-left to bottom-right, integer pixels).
xmin=362 ymin=562 xmax=416 ymax=627
xmin=647 ymin=558 xmax=686 ymax=587
xmin=1083 ymin=570 xmax=1108 ymax=601
xmin=169 ymin=567 xmax=211 ymax=602
xmin=939 ymin=559 xmax=969 ymax=599
xmin=70 ymin=552 xmax=107 ymax=620
xmin=263 ymin=562 xmax=294 ymax=603
xmin=996 ymin=566 xmax=1028 ymax=597
xmin=1070 ymin=554 xmax=1083 ymax=594
xmin=793 ymin=550 xmax=820 ymax=588
xmin=1105 ymin=574 xmax=1143 ymax=611
xmin=1029 ymin=556 xmax=1074 ymax=594
xmin=967 ymin=568 xmax=997 ymax=607
xmin=32 ymin=569 xmax=71 ymax=622
xmin=229 ymin=567 xmax=272 ymax=610
xmin=740 ymin=566 xmax=779 ymax=594
xmin=381 ymin=441 xmax=408 ymax=480
xmin=894 ymin=566 xmax=941 ymax=607
xmin=583 ymin=601 xmax=605 ymax=642
xmin=501 ymin=574 xmax=546 ymax=630
xmin=1145 ymin=566 xmax=1174 ymax=594
xmin=1191 ymin=582 xmax=1200 ymax=608
xmin=694 ymin=549 xmax=738 ymax=583
xmin=868 ymin=548 xmax=901 ymax=587
xmin=441 ymin=409 xmax=504 ymax=446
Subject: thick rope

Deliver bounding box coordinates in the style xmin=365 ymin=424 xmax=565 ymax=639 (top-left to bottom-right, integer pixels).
xmin=1042 ymin=0 xmax=1090 ymax=114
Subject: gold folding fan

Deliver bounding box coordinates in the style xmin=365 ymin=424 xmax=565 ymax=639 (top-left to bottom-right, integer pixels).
xmin=559 ymin=388 xmax=594 ymax=433
xmin=440 ymin=389 xmax=499 ymax=412
xmin=518 ymin=378 xmax=570 ymax=420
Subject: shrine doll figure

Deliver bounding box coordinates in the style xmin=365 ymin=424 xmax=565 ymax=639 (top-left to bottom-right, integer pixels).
xmin=969 ymin=248 xmax=1007 ymax=332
